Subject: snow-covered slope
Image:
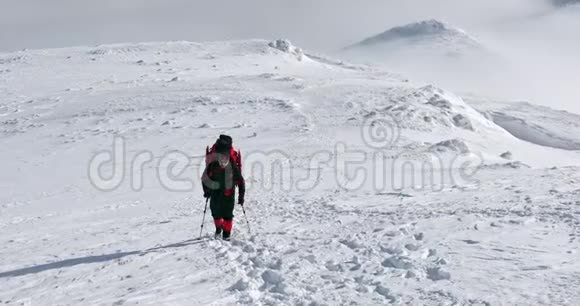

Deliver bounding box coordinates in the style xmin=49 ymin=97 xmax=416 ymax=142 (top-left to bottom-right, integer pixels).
xmin=466 ymin=96 xmax=580 ymax=151
xmin=1 ymin=39 xmax=580 ymax=305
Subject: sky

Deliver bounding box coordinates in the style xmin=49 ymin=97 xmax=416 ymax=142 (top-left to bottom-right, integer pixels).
xmin=0 ymin=0 xmax=553 ymax=52
xmin=0 ymin=0 xmax=578 ymax=112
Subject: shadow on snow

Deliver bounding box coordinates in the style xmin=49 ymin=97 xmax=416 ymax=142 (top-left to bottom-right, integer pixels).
xmin=0 ymin=237 xmax=207 ymax=278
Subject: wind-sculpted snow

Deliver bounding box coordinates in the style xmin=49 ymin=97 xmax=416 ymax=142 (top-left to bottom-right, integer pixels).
xmin=466 ymin=97 xmax=580 ymax=151
xmin=430 ymin=139 xmax=470 ymax=154
xmin=1 ymin=39 xmax=580 ymax=305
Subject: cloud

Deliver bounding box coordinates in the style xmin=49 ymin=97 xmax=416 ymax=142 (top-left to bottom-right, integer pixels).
xmin=0 ymin=0 xmax=551 ymax=51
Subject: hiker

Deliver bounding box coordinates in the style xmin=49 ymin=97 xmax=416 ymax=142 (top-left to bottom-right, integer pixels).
xmin=201 ymin=135 xmax=245 ymax=240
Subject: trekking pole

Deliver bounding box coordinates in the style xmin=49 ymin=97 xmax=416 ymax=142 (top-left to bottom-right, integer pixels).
xmin=241 ymin=205 xmax=252 ymax=235
xmin=199 ymin=197 xmax=209 ymax=238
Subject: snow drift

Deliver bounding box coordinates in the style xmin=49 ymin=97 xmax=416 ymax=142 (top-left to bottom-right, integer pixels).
xmin=466 ymin=97 xmax=580 ymax=151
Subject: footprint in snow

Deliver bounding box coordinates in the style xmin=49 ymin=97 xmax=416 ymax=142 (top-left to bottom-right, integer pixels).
xmin=379 ymin=245 xmax=404 ymax=255
xmin=339 ymin=239 xmax=364 ymax=250
xmin=382 ymin=256 xmax=413 ymax=270
xmin=325 ymin=260 xmax=343 ymax=272
xmin=384 ymin=230 xmax=400 ymax=237
xmin=250 ymin=256 xmax=266 ymax=268
xmin=404 ymin=243 xmax=421 ymax=251
xmin=422 ymin=249 xmax=437 ymax=258
xmin=462 ymin=239 xmax=480 ymax=245
xmin=260 ymin=269 xmax=284 ymax=292
xmin=426 ymin=266 xmax=451 ymax=281
xmin=229 ymin=278 xmax=252 ymax=291
xmin=267 ymin=258 xmax=283 ymax=270
xmin=375 ymin=285 xmax=397 ymax=302
xmin=520 ymin=265 xmax=551 ymax=271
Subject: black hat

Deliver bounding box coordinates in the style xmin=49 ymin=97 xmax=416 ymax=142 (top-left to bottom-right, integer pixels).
xmin=215 ymin=138 xmax=231 ymax=153
xmin=219 ymin=134 xmax=233 ymax=146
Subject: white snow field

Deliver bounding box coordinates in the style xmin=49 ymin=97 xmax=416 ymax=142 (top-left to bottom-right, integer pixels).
xmin=1 ymin=39 xmax=580 ymax=305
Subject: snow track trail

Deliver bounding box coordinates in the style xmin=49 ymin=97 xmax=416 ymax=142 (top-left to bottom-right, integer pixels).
xmin=1 ymin=40 xmax=580 ymax=305
xmin=217 ymin=166 xmax=580 ymax=305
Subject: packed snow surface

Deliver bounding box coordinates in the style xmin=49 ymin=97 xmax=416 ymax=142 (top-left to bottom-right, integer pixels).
xmin=1 ymin=40 xmax=580 ymax=305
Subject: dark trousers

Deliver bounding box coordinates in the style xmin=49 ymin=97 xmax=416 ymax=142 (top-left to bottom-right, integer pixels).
xmin=210 ymin=193 xmax=235 ymax=221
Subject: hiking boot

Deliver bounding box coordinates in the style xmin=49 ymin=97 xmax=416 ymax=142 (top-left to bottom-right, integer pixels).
xmin=215 ymin=227 xmax=222 ymax=237
xmin=222 ymin=230 xmax=231 ymax=241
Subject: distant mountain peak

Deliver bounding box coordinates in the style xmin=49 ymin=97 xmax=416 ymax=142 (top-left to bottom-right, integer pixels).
xmin=352 ymin=19 xmax=479 ymax=49
xmin=345 ymin=19 xmax=484 ymax=58
xmin=380 ymin=19 xmax=459 ymax=37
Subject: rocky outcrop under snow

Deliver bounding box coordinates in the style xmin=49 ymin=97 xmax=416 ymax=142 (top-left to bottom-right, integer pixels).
xmin=268 ymin=39 xmax=305 ymax=61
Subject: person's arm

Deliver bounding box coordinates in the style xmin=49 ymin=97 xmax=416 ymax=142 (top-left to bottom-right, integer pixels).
xmin=234 ymin=165 xmax=245 ymax=205
xmin=201 ymin=163 xmax=216 ymax=198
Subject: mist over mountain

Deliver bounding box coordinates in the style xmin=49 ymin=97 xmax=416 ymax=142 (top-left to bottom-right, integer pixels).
xmin=552 ymin=0 xmax=580 ymax=7
xmin=339 ymin=19 xmax=504 ymax=108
